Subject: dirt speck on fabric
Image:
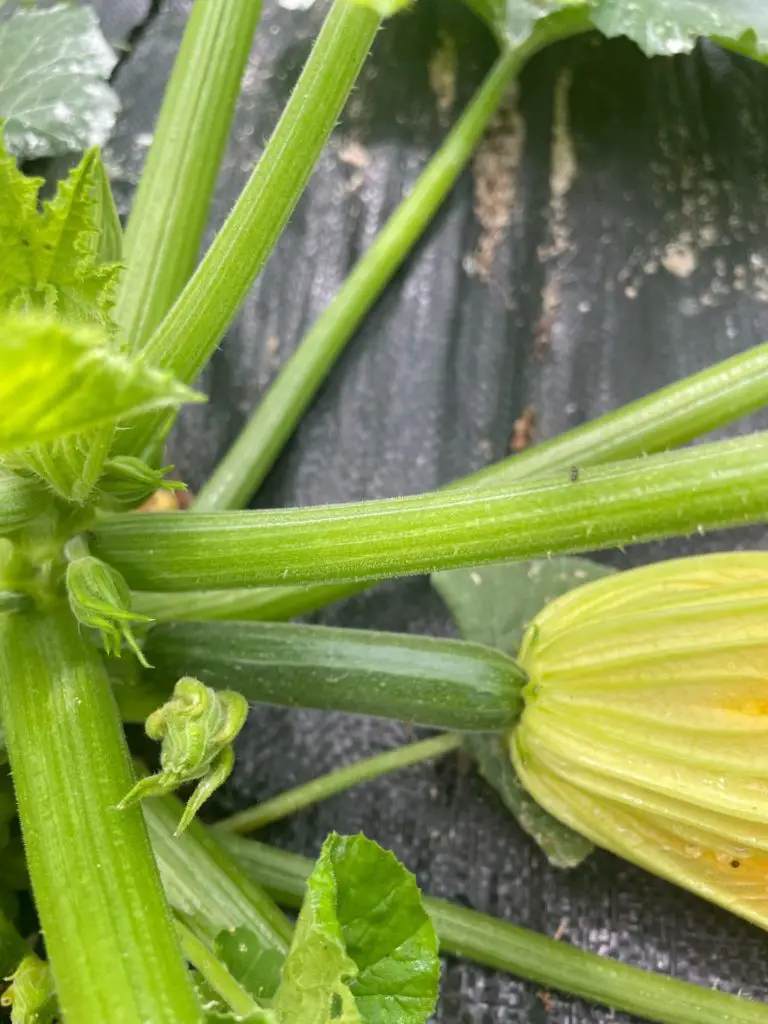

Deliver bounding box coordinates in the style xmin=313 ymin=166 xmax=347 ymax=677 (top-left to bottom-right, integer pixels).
xmin=510 ymin=405 xmax=537 ymax=452
xmin=338 ymin=140 xmax=370 ymax=194
xmin=661 ymin=239 xmax=698 ymax=278
xmin=465 ymin=98 xmax=525 ymax=281
xmin=428 ymin=30 xmax=457 ymax=122
xmin=539 ymin=69 xmax=577 ymax=263
xmin=553 ymin=917 xmax=569 ymax=941
xmin=533 ymin=70 xmax=576 ymax=359
xmin=538 ymin=990 xmax=555 ymax=1012
xmin=533 ymin=280 xmax=559 ymax=361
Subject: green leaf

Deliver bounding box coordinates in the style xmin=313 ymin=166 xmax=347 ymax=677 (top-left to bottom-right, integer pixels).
xmin=592 ymin=1 xmax=768 ymax=60
xmin=463 ymin=733 xmax=593 ymax=867
xmin=463 ymin=0 xmax=768 ymax=61
xmin=432 ymin=558 xmax=614 ymax=866
xmin=0 ymin=313 xmax=203 ymax=454
xmin=35 ymin=149 xmax=123 ymax=328
xmin=90 ymin=153 xmax=123 ymax=265
xmin=20 ymin=428 xmax=113 ymax=506
xmin=0 ymin=4 xmax=119 ymax=161
xmin=0 ymin=142 xmax=123 ymax=328
xmin=0 ymin=143 xmax=126 ymax=500
xmin=274 ymin=833 xmax=439 ymax=1024
xmin=214 ymin=926 xmax=284 ymax=1003
xmin=0 ymin=141 xmax=42 ymax=310
xmin=352 ymin=0 xmax=412 ymax=15
xmin=462 ymin=0 xmax=593 ymax=47
xmin=432 ymin=558 xmax=615 ymax=655
xmin=205 ymin=1013 xmax=276 ymax=1024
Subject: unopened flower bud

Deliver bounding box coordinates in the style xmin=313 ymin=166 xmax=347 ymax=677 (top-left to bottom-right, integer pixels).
xmin=1 ymin=954 xmax=56 ymax=1024
xmin=66 ymin=555 xmax=152 ymax=666
xmin=511 ymin=551 xmax=768 ymax=931
xmin=97 ymin=456 xmax=186 ymax=512
xmin=119 ymin=677 xmax=248 ymax=834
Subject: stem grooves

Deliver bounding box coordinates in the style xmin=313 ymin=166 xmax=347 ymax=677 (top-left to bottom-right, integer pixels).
xmin=0 ymin=608 xmax=201 ymax=1023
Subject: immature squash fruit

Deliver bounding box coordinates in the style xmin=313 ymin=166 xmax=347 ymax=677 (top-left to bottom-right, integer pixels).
xmin=511 ymin=552 xmax=768 ymax=930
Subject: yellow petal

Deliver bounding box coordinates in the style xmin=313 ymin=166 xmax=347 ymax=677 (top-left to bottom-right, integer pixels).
xmin=514 ymin=733 xmax=768 ymax=931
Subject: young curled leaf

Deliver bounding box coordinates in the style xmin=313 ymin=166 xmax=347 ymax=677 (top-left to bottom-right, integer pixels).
xmin=0 ymin=139 xmax=121 ymax=326
xmin=66 ymin=554 xmax=152 ymax=666
xmin=119 ymin=678 xmax=248 ymax=835
xmin=0 ymin=313 xmax=204 ymax=455
xmin=97 ymin=456 xmax=187 ymax=512
xmin=20 ymin=429 xmax=112 ymax=506
xmin=1 ymin=954 xmax=57 ymax=1024
xmin=0 ymin=470 xmax=52 ymax=539
xmin=0 ymin=142 xmax=132 ymax=500
xmin=512 ymin=551 xmax=768 ymax=931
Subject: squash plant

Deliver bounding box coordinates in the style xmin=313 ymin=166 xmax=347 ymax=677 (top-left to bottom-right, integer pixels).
xmin=3 ymin=0 xmax=768 ymax=1022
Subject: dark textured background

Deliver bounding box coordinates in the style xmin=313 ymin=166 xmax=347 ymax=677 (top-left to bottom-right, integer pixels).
xmin=101 ymin=1 xmax=768 ymax=1019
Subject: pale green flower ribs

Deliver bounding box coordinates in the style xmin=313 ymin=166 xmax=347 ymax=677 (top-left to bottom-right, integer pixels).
xmin=119 ymin=677 xmax=249 ymax=834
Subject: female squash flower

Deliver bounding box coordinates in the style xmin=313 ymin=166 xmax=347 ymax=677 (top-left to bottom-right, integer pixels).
xmin=511 ymin=551 xmax=768 ymax=931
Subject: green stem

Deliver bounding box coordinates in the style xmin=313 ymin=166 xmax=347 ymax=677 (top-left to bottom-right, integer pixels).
xmin=0 ymin=906 xmax=27 ymax=980
xmin=134 ymin=339 xmax=768 ymax=622
xmin=121 ymin=621 xmax=526 ymax=730
xmin=456 ymin=340 xmax=768 ymax=491
xmin=193 ymin=45 xmax=526 ymax=512
xmin=118 ymin=0 xmax=382 ymax=458
xmin=224 ymin=837 xmax=768 ymax=1024
xmin=216 ymin=733 xmax=462 ymax=834
xmin=0 ymin=607 xmax=201 ymax=1023
xmin=192 ymin=11 xmax=592 ymax=515
xmin=175 ymin=917 xmax=261 ymax=1019
xmin=143 ymin=792 xmax=293 ymax=952
xmin=132 ymin=582 xmax=362 ymax=623
xmin=95 ymin=432 xmax=768 ymax=591
xmin=116 ymin=0 xmax=265 ymax=350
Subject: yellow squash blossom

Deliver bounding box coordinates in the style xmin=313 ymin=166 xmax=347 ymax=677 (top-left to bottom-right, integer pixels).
xmin=511 ymin=551 xmax=768 ymax=930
